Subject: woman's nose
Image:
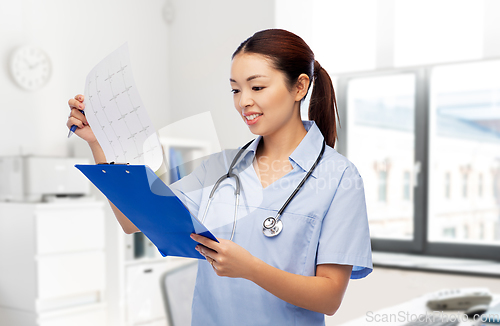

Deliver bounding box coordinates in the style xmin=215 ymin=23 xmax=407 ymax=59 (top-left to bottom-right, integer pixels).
xmin=239 ymin=91 xmax=254 ymax=108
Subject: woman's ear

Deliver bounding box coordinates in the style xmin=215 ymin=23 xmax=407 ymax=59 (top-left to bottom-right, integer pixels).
xmin=295 ymin=74 xmax=310 ymax=101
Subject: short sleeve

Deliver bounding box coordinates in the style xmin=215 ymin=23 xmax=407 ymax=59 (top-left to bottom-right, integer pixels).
xmin=169 ymin=158 xmax=209 ymax=219
xmin=317 ymin=164 xmax=373 ymax=279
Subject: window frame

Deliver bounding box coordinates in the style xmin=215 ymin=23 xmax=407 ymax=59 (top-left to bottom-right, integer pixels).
xmin=334 ymin=59 xmax=500 ymax=261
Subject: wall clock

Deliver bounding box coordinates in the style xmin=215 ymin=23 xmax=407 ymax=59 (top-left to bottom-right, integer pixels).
xmin=10 ymin=46 xmax=52 ymax=91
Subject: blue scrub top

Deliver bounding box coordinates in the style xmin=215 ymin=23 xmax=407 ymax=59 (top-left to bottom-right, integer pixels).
xmin=170 ymin=120 xmax=372 ymax=326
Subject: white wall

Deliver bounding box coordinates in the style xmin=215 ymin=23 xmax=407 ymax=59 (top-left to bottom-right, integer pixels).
xmin=166 ymin=0 xmax=275 ymax=151
xmin=277 ymin=0 xmax=500 ymax=76
xmin=0 ymin=0 xmax=169 ymax=158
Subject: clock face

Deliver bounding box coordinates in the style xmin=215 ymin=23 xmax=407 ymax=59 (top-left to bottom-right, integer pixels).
xmin=10 ymin=46 xmax=52 ymax=91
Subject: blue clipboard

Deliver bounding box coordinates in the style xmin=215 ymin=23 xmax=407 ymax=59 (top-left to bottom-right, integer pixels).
xmin=75 ymin=164 xmax=218 ymax=259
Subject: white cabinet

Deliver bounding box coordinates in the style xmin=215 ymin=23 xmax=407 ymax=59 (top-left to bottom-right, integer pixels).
xmin=125 ymin=261 xmax=172 ymax=325
xmin=38 ymin=304 xmax=107 ymax=326
xmin=0 ymin=201 xmax=107 ymax=326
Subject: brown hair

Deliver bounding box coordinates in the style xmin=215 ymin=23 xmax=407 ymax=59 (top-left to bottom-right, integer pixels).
xmin=232 ymin=29 xmax=340 ymax=148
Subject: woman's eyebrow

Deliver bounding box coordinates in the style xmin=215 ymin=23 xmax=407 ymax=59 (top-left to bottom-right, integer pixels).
xmin=230 ymin=75 xmax=268 ymax=83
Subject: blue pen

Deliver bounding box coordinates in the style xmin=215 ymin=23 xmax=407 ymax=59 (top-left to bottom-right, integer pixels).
xmin=67 ymin=109 xmax=86 ymax=138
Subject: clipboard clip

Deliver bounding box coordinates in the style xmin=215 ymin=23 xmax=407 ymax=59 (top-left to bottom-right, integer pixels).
xmin=97 ymin=162 xmax=130 ymax=165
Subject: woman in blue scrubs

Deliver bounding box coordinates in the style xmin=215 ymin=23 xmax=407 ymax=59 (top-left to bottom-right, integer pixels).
xmin=67 ymin=29 xmax=372 ymax=325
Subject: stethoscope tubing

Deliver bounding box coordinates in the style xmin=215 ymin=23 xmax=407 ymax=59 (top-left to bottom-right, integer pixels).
xmin=200 ymin=140 xmax=253 ymax=240
xmin=201 ymin=138 xmax=325 ymax=240
xmin=275 ymin=139 xmax=325 ymax=219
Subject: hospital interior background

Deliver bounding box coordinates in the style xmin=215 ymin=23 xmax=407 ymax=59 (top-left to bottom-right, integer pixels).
xmin=1 ymin=1 xmax=500 ymax=326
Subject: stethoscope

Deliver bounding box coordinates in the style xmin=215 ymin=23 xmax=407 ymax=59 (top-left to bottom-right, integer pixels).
xmin=200 ymin=138 xmax=326 ymax=240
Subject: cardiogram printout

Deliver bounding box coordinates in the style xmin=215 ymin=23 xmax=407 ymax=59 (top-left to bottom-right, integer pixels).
xmin=84 ymin=43 xmax=163 ymax=172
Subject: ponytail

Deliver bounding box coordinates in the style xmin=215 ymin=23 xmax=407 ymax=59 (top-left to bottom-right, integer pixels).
xmin=308 ymin=60 xmax=340 ymax=148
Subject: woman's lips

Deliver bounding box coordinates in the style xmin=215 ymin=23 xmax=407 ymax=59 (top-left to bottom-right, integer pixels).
xmin=244 ymin=113 xmax=263 ymax=125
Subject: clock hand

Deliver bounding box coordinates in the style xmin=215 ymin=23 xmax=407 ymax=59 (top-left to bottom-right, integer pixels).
xmin=23 ymin=58 xmax=34 ymax=69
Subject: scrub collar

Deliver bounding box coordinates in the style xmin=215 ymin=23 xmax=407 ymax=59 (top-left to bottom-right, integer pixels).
xmin=241 ymin=120 xmax=325 ymax=178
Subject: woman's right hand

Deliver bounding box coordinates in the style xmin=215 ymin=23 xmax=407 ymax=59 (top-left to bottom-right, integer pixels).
xmin=67 ymin=94 xmax=97 ymax=144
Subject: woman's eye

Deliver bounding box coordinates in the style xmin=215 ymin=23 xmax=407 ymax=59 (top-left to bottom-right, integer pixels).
xmin=252 ymin=87 xmax=264 ymax=91
xmin=231 ymin=89 xmax=240 ymax=94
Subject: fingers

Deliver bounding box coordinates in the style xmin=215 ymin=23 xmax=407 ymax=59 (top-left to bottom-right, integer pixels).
xmin=69 ymin=108 xmax=88 ymax=125
xmin=191 ymin=234 xmax=225 ymax=273
xmin=68 ymin=99 xmax=86 ymax=124
xmin=68 ymin=98 xmax=85 ymax=110
xmin=191 ymin=233 xmax=219 ymax=252
xmin=196 ymin=244 xmax=218 ymax=257
xmin=66 ymin=116 xmax=85 ymax=130
xmin=68 ymin=94 xmax=84 ymax=111
xmin=68 ymin=94 xmax=88 ymax=127
xmin=196 ymin=245 xmax=220 ymax=269
xmin=204 ymin=254 xmax=218 ymax=270
xmin=209 ymin=258 xmax=218 ymax=270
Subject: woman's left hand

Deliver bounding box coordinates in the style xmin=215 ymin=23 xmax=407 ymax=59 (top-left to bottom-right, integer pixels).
xmin=190 ymin=233 xmax=257 ymax=279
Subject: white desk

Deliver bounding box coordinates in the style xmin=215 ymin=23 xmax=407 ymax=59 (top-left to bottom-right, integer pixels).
xmin=340 ymin=294 xmax=500 ymax=326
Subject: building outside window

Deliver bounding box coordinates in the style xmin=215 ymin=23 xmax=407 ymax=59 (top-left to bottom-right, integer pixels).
xmin=445 ymin=172 xmax=451 ymax=199
xmin=346 ymin=74 xmax=415 ymax=240
xmin=443 ymin=227 xmax=456 ymax=239
xmin=478 ymin=173 xmax=483 ymax=197
xmin=462 ymin=172 xmax=468 ymax=198
xmin=378 ymin=171 xmax=387 ymax=202
xmin=427 ymin=61 xmax=500 ymax=248
xmin=403 ymin=171 xmax=410 ymax=201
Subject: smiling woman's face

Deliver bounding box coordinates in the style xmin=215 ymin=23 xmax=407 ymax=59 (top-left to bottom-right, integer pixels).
xmin=230 ymin=53 xmax=301 ymax=137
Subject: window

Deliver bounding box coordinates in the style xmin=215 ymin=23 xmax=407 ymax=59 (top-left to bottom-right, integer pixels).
xmin=345 ymin=74 xmax=415 ymax=240
xmin=462 ymin=172 xmax=468 ymax=198
xmin=444 ymin=172 xmax=451 ymax=199
xmin=378 ymin=170 xmax=387 ymax=202
xmin=443 ymin=227 xmax=456 ymax=239
xmin=403 ymin=171 xmax=410 ymax=200
xmin=277 ymin=0 xmax=500 ymax=261
xmin=337 ymin=59 xmax=500 ymax=259
xmin=428 ymin=61 xmax=500 ymax=248
xmin=494 ymin=170 xmax=500 ymax=200
xmin=478 ymin=174 xmax=483 ymax=198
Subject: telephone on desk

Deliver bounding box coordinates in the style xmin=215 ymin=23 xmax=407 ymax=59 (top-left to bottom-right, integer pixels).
xmin=402 ymin=288 xmax=499 ymax=326
xmin=426 ymin=288 xmax=492 ymax=311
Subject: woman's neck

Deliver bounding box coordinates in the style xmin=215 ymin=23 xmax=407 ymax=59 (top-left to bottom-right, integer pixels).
xmin=256 ymin=118 xmax=307 ymax=161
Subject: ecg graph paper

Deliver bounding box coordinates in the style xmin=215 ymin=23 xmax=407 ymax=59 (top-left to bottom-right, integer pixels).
xmin=84 ymin=43 xmax=163 ymax=172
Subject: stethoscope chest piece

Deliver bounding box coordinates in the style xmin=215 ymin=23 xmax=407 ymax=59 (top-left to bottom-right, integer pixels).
xmin=262 ymin=217 xmax=283 ymax=237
